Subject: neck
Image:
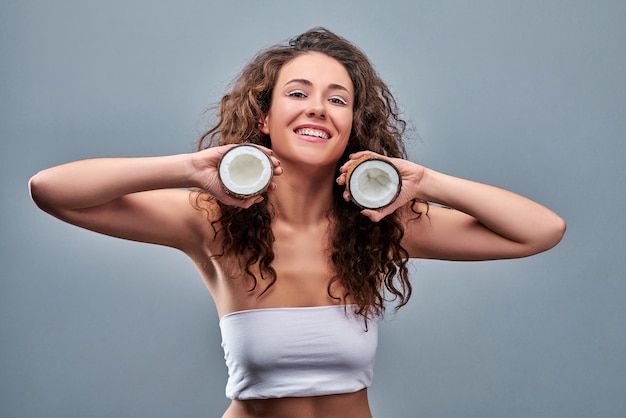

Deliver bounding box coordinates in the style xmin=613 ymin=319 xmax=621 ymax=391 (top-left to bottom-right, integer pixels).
xmin=269 ymin=161 xmax=338 ymax=226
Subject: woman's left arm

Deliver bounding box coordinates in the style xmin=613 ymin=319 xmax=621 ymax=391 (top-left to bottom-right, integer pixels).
xmin=339 ymin=152 xmax=566 ymax=261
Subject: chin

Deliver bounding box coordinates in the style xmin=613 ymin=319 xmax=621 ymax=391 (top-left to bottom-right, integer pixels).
xmin=275 ymin=142 xmax=344 ymax=165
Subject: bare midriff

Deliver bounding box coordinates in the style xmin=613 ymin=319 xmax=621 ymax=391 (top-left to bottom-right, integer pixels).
xmin=221 ymin=388 xmax=372 ymax=418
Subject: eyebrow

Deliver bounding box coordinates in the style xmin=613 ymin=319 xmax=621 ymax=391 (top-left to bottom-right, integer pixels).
xmin=283 ymin=78 xmax=351 ymax=94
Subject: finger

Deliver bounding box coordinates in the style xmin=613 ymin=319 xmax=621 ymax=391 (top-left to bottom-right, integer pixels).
xmin=218 ymin=191 xmax=256 ymax=207
xmin=241 ymin=194 xmax=266 ymax=208
xmin=220 ymin=143 xmax=241 ymax=152
xmin=221 ymin=196 xmax=247 ymax=207
xmin=360 ymin=209 xmax=386 ymax=223
xmin=339 ymin=151 xmax=385 ymax=172
xmin=246 ymin=196 xmax=263 ymax=209
xmin=361 ymin=197 xmax=406 ymax=222
xmin=349 ymin=150 xmax=381 ymax=160
xmin=256 ymin=145 xmax=279 ymax=161
xmin=339 ymin=159 xmax=356 ymax=172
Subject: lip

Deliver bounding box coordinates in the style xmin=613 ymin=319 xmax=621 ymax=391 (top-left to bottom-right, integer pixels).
xmin=293 ymin=124 xmax=333 ymax=143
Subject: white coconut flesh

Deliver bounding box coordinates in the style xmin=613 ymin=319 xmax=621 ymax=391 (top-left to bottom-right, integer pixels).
xmin=218 ymin=145 xmax=273 ymax=197
xmin=348 ymin=159 xmax=401 ymax=209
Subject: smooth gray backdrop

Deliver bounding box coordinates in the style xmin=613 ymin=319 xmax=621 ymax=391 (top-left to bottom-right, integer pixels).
xmin=2 ymin=1 xmax=625 ymax=417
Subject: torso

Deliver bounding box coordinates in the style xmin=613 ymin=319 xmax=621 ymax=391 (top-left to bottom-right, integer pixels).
xmin=189 ymin=200 xmax=371 ymax=418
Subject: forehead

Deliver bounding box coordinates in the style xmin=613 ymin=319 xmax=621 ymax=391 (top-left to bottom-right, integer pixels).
xmin=277 ymin=52 xmax=354 ymax=94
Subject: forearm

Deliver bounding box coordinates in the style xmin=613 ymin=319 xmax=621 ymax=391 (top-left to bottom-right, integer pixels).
xmin=417 ymin=168 xmax=566 ymax=248
xmin=29 ymin=153 xmax=196 ymax=212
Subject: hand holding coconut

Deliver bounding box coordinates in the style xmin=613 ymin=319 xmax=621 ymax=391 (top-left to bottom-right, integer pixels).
xmin=191 ymin=144 xmax=282 ymax=209
xmin=338 ymin=151 xmax=426 ymax=223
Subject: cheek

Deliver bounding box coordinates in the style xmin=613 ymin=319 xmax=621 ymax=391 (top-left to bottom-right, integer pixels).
xmin=341 ymin=113 xmax=354 ymax=137
xmin=270 ymin=104 xmax=297 ymax=128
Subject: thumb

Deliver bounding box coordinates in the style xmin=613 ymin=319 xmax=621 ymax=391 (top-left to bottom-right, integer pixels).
xmin=360 ymin=198 xmax=405 ymax=222
xmin=360 ymin=208 xmax=387 ymax=223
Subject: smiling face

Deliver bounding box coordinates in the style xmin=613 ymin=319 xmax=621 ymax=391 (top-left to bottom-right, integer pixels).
xmin=260 ymin=52 xmax=354 ymax=169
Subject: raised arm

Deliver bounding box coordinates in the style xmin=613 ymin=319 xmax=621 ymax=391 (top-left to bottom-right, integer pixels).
xmin=338 ymin=152 xmax=566 ymax=261
xmin=29 ymin=146 xmax=280 ymax=253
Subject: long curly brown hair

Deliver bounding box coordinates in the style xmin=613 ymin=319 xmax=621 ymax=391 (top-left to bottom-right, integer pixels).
xmin=195 ymin=27 xmax=422 ymax=319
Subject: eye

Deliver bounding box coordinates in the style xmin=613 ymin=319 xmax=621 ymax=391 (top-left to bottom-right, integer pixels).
xmin=287 ymin=90 xmax=307 ymax=98
xmin=329 ymin=96 xmax=348 ymax=105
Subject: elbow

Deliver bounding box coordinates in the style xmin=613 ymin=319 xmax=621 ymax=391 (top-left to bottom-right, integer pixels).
xmin=28 ymin=171 xmax=56 ymax=214
xmin=555 ymin=215 xmax=567 ymax=243
xmin=547 ymin=215 xmax=567 ymax=249
xmin=530 ymin=213 xmax=567 ymax=256
xmin=28 ymin=172 xmax=44 ymax=207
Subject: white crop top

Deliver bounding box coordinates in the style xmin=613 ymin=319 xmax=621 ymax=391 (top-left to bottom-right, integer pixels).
xmin=219 ymin=305 xmax=378 ymax=400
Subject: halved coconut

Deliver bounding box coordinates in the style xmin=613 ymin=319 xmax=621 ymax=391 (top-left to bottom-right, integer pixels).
xmin=346 ymin=156 xmax=401 ymax=210
xmin=218 ymin=145 xmax=273 ymax=198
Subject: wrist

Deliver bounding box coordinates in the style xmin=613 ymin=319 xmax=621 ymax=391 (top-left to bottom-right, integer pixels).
xmin=411 ymin=166 xmax=439 ymax=203
xmin=183 ymin=152 xmax=204 ymax=188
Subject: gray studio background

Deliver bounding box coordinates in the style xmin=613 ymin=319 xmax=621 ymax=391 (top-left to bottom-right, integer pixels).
xmin=2 ymin=1 xmax=625 ymax=417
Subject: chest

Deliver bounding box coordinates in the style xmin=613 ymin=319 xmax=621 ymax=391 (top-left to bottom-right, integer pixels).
xmin=271 ymin=224 xmax=332 ymax=278
xmin=203 ymin=220 xmax=344 ymax=315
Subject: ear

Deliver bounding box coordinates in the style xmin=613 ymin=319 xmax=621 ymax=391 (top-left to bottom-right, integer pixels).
xmin=258 ymin=114 xmax=270 ymax=135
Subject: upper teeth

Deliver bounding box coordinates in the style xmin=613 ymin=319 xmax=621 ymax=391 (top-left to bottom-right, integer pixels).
xmin=296 ymin=128 xmax=330 ymax=139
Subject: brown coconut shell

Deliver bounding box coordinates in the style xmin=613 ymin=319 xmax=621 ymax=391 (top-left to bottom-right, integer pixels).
xmin=345 ymin=155 xmax=402 ymax=210
xmin=217 ymin=144 xmax=273 ymax=199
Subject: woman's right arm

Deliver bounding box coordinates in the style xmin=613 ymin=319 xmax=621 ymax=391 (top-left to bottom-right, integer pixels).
xmin=29 ymin=146 xmax=279 ymax=253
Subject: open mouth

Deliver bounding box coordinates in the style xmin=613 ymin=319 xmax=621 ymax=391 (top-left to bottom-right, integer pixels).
xmin=294 ymin=128 xmax=331 ymax=140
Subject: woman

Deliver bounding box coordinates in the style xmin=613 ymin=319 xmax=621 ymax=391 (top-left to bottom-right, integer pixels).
xmin=29 ymin=28 xmax=565 ymax=418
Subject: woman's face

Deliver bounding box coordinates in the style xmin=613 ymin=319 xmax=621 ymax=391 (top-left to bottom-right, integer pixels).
xmin=260 ymin=52 xmax=354 ymax=169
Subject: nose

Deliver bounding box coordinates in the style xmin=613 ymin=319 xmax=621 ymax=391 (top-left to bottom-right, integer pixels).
xmin=306 ymin=96 xmax=326 ymax=119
